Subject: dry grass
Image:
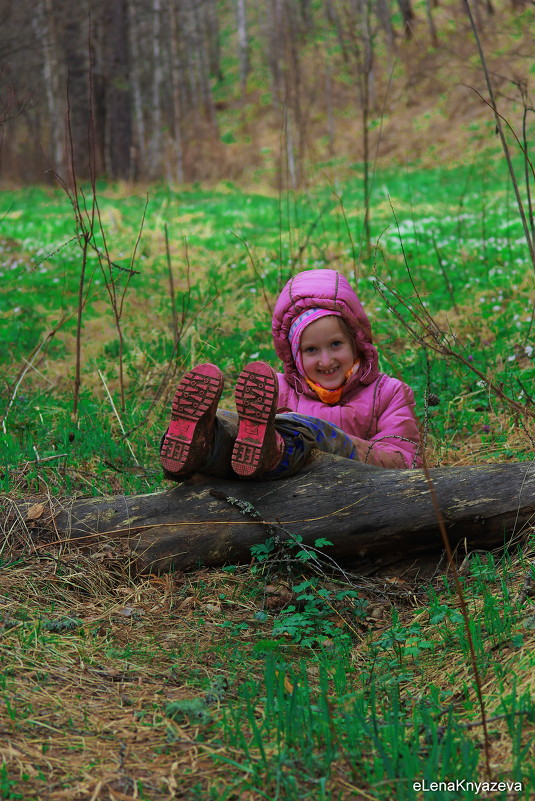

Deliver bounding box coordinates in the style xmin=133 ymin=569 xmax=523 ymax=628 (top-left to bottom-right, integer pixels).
xmin=0 ymin=556 xmax=253 ymax=800
xmin=0 ymin=519 xmax=533 ymax=799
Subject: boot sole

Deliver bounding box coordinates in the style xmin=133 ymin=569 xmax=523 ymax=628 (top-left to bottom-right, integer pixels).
xmin=160 ymin=364 xmax=223 ymax=475
xmin=232 ymin=362 xmax=278 ymax=477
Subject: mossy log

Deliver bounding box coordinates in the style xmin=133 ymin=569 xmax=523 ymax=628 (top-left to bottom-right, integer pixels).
xmin=13 ymin=455 xmax=535 ymax=573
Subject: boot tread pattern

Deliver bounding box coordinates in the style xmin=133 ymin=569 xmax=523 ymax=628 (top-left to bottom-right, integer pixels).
xmin=161 ymin=364 xmax=223 ymax=475
xmin=232 ymin=362 xmax=278 ymax=477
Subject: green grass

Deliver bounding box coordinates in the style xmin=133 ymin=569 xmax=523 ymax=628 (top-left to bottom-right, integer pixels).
xmin=0 ymin=155 xmax=534 ymax=798
xmin=1 ymin=158 xmax=533 ymax=500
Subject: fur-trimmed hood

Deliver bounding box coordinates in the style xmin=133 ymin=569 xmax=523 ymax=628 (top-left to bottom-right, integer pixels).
xmin=272 ymin=269 xmax=379 ymax=392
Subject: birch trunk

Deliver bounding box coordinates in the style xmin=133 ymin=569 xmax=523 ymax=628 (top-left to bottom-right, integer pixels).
xmin=33 ymin=0 xmax=64 ymax=172
xmin=236 ymin=0 xmax=249 ymax=97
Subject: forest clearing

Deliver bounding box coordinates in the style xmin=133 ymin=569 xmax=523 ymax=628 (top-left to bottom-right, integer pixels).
xmin=1 ymin=0 xmax=535 ymax=798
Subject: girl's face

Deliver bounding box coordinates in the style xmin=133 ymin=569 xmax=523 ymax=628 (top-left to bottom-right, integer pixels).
xmin=300 ymin=316 xmax=355 ymax=388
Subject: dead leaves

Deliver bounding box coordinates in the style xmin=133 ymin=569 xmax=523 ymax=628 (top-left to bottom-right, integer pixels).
xmin=264 ymin=583 xmax=294 ymax=610
xmin=26 ymin=502 xmax=46 ymax=521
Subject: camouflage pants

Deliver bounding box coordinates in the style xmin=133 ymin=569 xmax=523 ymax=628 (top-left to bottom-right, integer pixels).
xmin=199 ymin=410 xmax=359 ymax=479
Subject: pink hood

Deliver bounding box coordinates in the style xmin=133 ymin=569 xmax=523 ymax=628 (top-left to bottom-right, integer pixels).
xmin=272 ymin=269 xmax=379 ymax=394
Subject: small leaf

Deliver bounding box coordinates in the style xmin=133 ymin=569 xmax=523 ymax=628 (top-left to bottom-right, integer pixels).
xmin=292 ymin=580 xmax=313 ymax=593
xmin=26 ymin=503 xmax=45 ymax=521
xmin=314 ymin=538 xmax=333 ymax=548
xmin=283 ymin=674 xmax=294 ymax=693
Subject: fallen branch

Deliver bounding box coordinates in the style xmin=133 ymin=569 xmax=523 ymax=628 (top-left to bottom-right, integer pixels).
xmin=6 ymin=454 xmax=535 ymax=574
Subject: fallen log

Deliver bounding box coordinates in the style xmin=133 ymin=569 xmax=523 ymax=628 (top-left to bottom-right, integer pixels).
xmin=9 ymin=454 xmax=535 ymax=574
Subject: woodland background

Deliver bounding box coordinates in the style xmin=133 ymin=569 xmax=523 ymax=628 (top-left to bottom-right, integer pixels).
xmin=1 ymin=0 xmax=533 ymax=186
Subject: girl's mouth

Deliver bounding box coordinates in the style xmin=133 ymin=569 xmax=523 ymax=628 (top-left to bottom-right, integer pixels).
xmin=318 ymin=366 xmax=339 ymax=375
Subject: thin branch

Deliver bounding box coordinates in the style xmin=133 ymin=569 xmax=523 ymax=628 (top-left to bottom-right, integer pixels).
xmin=462 ymin=0 xmax=535 ymax=271
xmin=420 ymin=449 xmax=492 ymax=778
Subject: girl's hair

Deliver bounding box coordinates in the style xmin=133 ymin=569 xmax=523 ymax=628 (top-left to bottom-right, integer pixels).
xmin=331 ymin=316 xmax=358 ymax=358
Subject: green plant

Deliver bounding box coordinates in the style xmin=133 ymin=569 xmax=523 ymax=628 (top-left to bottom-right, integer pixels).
xmin=0 ymin=763 xmax=23 ymax=800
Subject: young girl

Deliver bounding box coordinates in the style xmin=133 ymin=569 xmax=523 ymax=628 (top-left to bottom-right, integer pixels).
xmin=160 ymin=269 xmax=421 ymax=480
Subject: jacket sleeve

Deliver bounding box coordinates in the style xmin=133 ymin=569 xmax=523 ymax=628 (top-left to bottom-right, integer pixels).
xmin=349 ymin=379 xmax=422 ymax=469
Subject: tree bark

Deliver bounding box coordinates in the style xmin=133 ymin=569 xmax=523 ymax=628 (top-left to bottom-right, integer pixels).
xmin=126 ymin=0 xmax=145 ymax=181
xmin=14 ymin=456 xmax=535 ymax=575
xmin=396 ymin=0 xmax=415 ymax=37
xmin=425 ymin=0 xmax=439 ymax=46
xmin=192 ymin=0 xmax=218 ymax=131
xmin=169 ymin=0 xmax=185 ymax=184
xmin=149 ymin=0 xmax=162 ymax=179
xmin=236 ymin=0 xmax=250 ymax=97
xmin=106 ymin=0 xmax=132 ymax=180
xmin=61 ymin=6 xmax=91 ymax=182
xmin=33 ymin=0 xmax=64 ymax=173
xmin=376 ymin=0 xmax=396 ymax=52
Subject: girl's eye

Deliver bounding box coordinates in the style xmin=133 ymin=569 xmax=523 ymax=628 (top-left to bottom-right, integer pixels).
xmin=331 ymin=340 xmax=342 ymax=347
xmin=304 ymin=346 xmax=316 ymax=353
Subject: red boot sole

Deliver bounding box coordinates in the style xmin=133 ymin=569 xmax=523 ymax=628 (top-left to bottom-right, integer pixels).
xmin=232 ymin=362 xmax=278 ymax=477
xmin=160 ymin=363 xmax=223 ymax=475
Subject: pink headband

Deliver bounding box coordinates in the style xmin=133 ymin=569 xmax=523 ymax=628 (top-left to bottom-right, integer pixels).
xmin=288 ymin=308 xmax=343 ymax=376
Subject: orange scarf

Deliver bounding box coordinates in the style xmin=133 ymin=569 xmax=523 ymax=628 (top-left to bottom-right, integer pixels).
xmin=305 ymin=362 xmax=360 ymax=405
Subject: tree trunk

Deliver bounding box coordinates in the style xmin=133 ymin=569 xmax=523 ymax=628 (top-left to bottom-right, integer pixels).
xmin=236 ymin=0 xmax=249 ymax=97
xmin=33 ymin=0 xmax=64 ymax=173
xmin=204 ymin=0 xmax=223 ymax=82
xmin=324 ymin=48 xmax=335 ymax=156
xmin=192 ymin=0 xmax=218 ymax=131
xmin=265 ymin=0 xmax=283 ymax=107
xmin=14 ymin=456 xmax=535 ymax=575
xmin=127 ymin=0 xmax=145 ymax=180
xmin=149 ymin=0 xmax=162 ymax=179
xmin=376 ymin=0 xmax=396 ymax=52
xmin=169 ymin=0 xmax=185 ymax=184
xmin=396 ymin=0 xmax=415 ymax=37
xmin=106 ymin=0 xmax=132 ymax=180
xmin=61 ymin=8 xmax=91 ymax=182
xmin=425 ymin=0 xmax=439 ymax=46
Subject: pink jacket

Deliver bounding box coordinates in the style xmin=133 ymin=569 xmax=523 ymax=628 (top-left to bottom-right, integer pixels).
xmin=272 ymin=269 xmax=421 ymax=468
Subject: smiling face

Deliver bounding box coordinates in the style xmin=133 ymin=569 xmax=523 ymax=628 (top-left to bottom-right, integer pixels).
xmin=300 ymin=315 xmax=356 ymax=389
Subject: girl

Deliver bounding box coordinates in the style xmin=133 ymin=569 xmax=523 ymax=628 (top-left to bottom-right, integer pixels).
xmin=160 ymin=269 xmax=421 ymax=480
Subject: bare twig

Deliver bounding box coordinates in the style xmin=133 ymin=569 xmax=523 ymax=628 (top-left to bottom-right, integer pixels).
xmin=420 ymin=450 xmax=492 ymax=778
xmin=97 ymin=369 xmax=142 ymax=472
xmin=1 ymin=315 xmax=69 ymax=434
xmin=232 ymin=231 xmax=273 ymax=316
xmin=164 ymin=222 xmax=180 ymax=348
xmin=462 ymin=0 xmax=535 ymax=271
